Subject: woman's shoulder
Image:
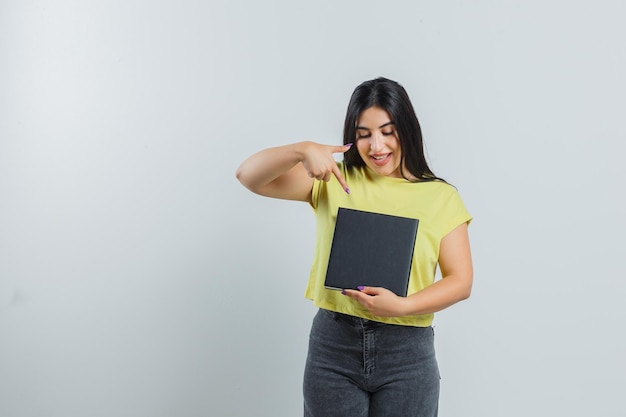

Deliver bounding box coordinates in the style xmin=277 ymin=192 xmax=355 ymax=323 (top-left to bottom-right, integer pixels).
xmin=418 ymin=179 xmax=458 ymax=191
xmin=415 ymin=179 xmax=464 ymax=200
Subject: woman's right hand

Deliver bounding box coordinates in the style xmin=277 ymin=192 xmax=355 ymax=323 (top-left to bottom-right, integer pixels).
xmin=236 ymin=141 xmax=352 ymax=202
xmin=300 ymin=141 xmax=352 ymax=193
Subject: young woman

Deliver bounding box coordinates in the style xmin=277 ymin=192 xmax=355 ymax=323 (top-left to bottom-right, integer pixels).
xmin=236 ymin=77 xmax=473 ymax=417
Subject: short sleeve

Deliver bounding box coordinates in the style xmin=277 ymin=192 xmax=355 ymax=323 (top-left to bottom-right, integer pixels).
xmin=440 ymin=187 xmax=472 ymax=237
xmin=310 ymin=178 xmax=322 ymax=209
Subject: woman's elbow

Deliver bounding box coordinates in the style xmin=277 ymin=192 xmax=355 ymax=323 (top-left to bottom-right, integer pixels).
xmin=454 ymin=273 xmax=473 ymax=301
xmin=235 ymin=164 xmax=246 ymax=183
xmin=235 ymin=165 xmax=255 ymax=191
xmin=460 ymin=276 xmax=473 ymax=300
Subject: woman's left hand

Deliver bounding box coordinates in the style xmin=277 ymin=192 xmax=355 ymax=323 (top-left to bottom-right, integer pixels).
xmin=342 ymin=286 xmax=409 ymax=317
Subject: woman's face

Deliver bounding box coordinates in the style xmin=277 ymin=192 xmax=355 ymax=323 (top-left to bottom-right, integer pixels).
xmin=355 ymin=106 xmax=403 ymax=178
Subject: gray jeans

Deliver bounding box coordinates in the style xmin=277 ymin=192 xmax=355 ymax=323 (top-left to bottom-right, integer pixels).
xmin=303 ymin=308 xmax=440 ymax=417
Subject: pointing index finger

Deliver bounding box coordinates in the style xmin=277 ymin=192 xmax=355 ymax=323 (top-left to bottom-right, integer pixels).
xmin=330 ymin=143 xmax=352 ymax=194
xmin=331 ymin=163 xmax=350 ymax=195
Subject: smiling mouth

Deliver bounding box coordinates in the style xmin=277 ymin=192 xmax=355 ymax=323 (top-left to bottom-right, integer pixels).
xmin=370 ymin=153 xmax=391 ymax=165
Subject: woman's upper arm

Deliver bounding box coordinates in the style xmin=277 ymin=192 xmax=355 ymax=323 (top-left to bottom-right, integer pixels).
xmin=258 ymin=163 xmax=315 ymax=202
xmin=438 ymin=222 xmax=473 ymax=294
xmin=235 ymin=145 xmax=315 ymax=203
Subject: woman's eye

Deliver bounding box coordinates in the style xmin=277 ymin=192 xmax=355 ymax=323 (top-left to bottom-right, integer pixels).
xmin=356 ymin=133 xmax=371 ymax=139
xmin=382 ymin=130 xmax=394 ymax=136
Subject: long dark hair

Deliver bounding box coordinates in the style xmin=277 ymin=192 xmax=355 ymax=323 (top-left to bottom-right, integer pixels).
xmin=343 ymin=77 xmax=443 ymax=182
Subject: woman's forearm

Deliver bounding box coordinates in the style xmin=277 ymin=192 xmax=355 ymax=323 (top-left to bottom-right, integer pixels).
xmin=236 ymin=141 xmax=350 ymax=201
xmin=404 ymin=274 xmax=472 ymax=316
xmin=235 ymin=141 xmax=309 ymax=193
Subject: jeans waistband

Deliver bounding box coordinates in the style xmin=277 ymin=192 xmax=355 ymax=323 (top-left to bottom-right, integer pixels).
xmin=321 ymin=308 xmax=388 ymax=328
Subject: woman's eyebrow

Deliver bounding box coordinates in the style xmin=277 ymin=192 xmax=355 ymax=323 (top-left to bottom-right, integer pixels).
xmin=356 ymin=121 xmax=395 ymax=130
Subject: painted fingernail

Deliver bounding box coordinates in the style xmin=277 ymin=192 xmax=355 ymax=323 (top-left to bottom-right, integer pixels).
xmin=341 ymin=289 xmax=347 ymax=295
xmin=357 ymin=286 xmax=365 ymax=291
xmin=345 ymin=143 xmax=353 ymax=148
xmin=344 ymin=187 xmax=350 ymax=195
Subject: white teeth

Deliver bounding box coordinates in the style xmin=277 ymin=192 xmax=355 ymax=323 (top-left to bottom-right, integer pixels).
xmin=372 ymin=155 xmax=388 ymax=160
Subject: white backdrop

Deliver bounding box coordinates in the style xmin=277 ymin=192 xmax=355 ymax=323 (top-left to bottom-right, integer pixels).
xmin=1 ymin=1 xmax=625 ymax=416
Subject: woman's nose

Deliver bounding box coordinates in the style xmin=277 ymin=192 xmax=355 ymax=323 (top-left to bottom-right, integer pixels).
xmin=370 ymin=132 xmax=384 ymax=151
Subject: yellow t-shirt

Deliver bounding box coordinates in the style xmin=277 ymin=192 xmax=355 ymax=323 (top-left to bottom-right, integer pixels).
xmin=305 ymin=163 xmax=472 ymax=327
